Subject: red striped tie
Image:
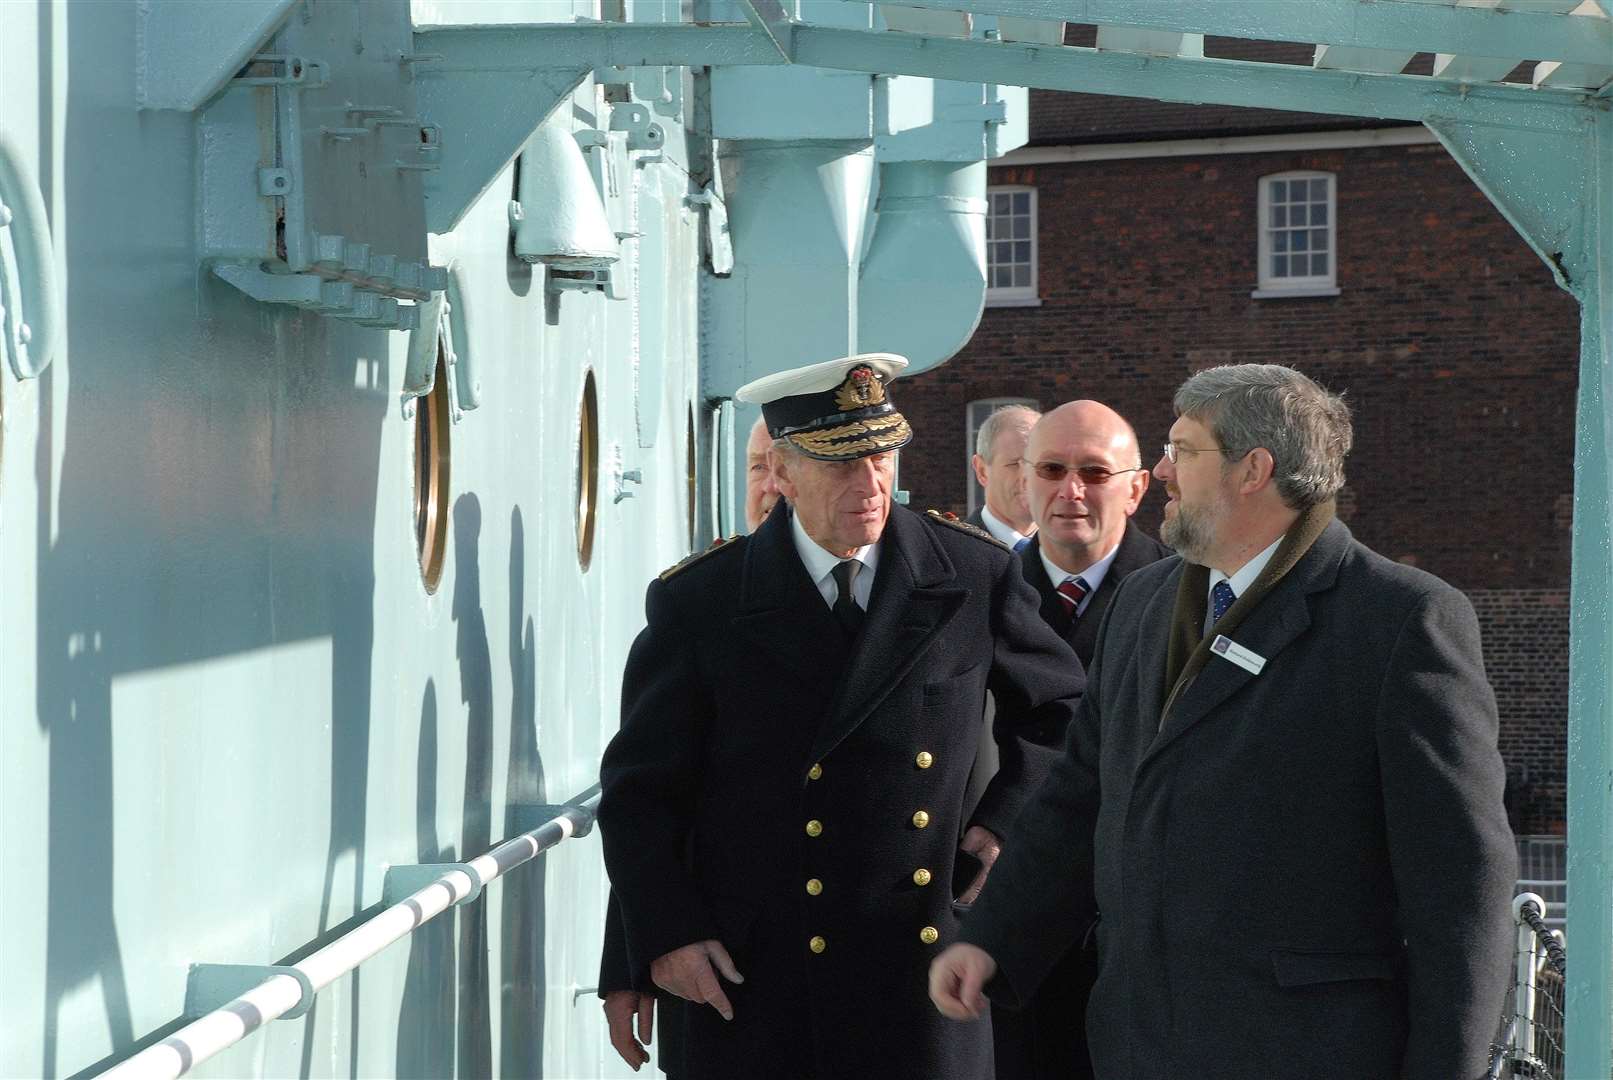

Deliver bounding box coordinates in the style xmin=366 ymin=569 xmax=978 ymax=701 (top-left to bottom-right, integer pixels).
xmin=1056 ymin=576 xmax=1089 ymax=616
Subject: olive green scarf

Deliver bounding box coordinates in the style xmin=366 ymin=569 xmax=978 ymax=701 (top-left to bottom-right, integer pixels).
xmin=1160 ymin=499 xmax=1336 ymax=724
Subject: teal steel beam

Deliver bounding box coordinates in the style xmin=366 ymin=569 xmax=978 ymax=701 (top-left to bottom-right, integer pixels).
xmin=1565 ymin=108 xmax=1613 ymax=1080
xmin=1425 ymin=116 xmax=1597 ymax=289
xmin=821 ymin=0 xmax=1613 ymax=71
xmin=414 ymin=22 xmax=783 ymax=72
xmin=785 ymin=24 xmax=1592 ymax=130
xmin=738 ymin=0 xmax=796 ymax=61
xmin=412 ymin=22 xmax=784 ymax=232
xmin=135 ymin=0 xmax=301 ymax=110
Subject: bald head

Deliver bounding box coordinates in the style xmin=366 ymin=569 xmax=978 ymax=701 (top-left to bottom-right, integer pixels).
xmin=1029 ymin=401 xmax=1140 ymax=465
xmin=745 ymin=416 xmax=781 ymax=531
xmin=1026 ymin=400 xmax=1150 ymax=573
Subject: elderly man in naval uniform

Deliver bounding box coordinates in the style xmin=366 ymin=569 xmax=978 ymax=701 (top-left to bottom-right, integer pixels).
xmin=597 ymin=354 xmax=1085 ymax=1080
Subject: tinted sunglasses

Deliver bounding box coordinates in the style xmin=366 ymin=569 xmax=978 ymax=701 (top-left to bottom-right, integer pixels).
xmin=1030 ymin=462 xmax=1142 ymax=486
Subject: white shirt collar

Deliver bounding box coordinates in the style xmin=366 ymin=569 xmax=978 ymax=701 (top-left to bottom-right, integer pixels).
xmin=791 ymin=507 xmax=880 ymax=610
xmin=1208 ymin=535 xmax=1284 ymax=611
xmin=1038 ymin=539 xmax=1120 ymax=616
xmin=979 ymin=504 xmax=1030 ymax=548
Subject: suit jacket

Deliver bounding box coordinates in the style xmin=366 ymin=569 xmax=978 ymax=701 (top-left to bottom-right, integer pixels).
xmin=598 ymin=504 xmax=1085 ymax=1080
xmin=990 ymin=521 xmax=1169 ymax=1080
xmin=964 ymin=519 xmax=1515 ymax=1080
xmin=1020 ymin=522 xmax=1172 ymax=668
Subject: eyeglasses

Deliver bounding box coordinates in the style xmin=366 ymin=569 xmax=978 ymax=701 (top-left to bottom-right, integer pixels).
xmin=1161 ymin=442 xmax=1244 ymax=465
xmin=1030 ymin=462 xmax=1143 ymax=486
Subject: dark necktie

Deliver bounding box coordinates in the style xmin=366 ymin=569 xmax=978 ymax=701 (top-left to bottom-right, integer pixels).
xmin=1211 ymin=579 xmax=1237 ymax=624
xmin=1056 ymin=576 xmax=1089 ymax=617
xmin=831 ymin=560 xmax=864 ymax=637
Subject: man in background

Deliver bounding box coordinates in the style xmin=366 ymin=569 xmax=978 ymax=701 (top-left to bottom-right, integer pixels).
xmin=966 ymin=405 xmax=1039 ymax=548
xmin=744 ymin=416 xmax=782 ymax=532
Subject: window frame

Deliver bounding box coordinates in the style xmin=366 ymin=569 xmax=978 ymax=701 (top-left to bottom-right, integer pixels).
xmin=984 ymin=185 xmax=1041 ymax=308
xmin=1253 ymin=171 xmax=1340 ymax=299
xmin=965 ymin=396 xmax=1039 ymax=516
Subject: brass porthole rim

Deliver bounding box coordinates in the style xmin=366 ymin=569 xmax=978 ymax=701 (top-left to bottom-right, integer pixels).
xmin=577 ymin=369 xmax=599 ymax=571
xmin=414 ymin=339 xmax=452 ymax=593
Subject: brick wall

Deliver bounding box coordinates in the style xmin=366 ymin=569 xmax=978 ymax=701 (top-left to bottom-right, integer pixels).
xmin=1469 ymin=590 xmax=1569 ymax=835
xmin=893 ymin=139 xmax=1580 ymax=832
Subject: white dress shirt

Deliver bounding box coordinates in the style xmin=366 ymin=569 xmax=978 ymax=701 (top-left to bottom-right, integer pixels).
xmin=979 ymin=505 xmax=1031 ymax=549
xmin=1204 ymin=536 xmax=1283 ymax=634
xmin=792 ymin=509 xmax=879 ymax=611
xmin=1039 ymin=540 xmax=1121 ymax=618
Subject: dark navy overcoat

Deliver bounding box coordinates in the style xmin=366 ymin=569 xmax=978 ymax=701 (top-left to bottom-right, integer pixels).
xmin=598 ymin=502 xmax=1085 ymax=1080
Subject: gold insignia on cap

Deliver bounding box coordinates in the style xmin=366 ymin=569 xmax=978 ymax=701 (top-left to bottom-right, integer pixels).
xmin=833 ymin=365 xmax=887 ymax=411
xmin=787 ymin=413 xmax=911 ymax=459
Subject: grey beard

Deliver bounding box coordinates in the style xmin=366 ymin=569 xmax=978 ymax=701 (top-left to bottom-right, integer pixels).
xmin=1162 ymin=503 xmax=1217 ymax=565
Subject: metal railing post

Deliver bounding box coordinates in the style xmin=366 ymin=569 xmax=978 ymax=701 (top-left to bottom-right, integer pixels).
xmin=1514 ymin=891 xmax=1546 ymax=1061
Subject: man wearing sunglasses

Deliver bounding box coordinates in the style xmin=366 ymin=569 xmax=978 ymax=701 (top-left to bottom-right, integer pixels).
xmin=985 ymin=399 xmax=1172 ymax=1080
xmin=933 ymin=364 xmax=1514 ymax=1080
xmin=1020 ymin=401 xmax=1171 ymax=671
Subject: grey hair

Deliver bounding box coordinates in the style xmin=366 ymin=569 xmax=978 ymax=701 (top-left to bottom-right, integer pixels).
xmin=1173 ymin=364 xmax=1352 ymax=511
xmin=974 ymin=405 xmax=1041 ymax=461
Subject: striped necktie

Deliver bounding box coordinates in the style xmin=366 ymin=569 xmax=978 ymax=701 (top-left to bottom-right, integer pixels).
xmin=1056 ymin=576 xmax=1090 ymax=616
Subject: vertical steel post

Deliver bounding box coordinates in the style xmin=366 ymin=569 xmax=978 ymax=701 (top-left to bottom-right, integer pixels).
xmin=1565 ymin=107 xmax=1613 ymax=1080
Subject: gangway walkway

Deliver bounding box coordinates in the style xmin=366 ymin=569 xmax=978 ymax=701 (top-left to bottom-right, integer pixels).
xmin=94 ymin=785 xmax=601 ymax=1080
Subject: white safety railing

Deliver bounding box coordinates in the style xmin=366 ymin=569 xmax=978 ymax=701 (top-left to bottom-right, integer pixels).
xmin=97 ymin=784 xmax=602 ymax=1080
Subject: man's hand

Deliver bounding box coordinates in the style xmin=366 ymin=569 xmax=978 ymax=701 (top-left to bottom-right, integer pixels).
xmin=650 ymin=940 xmax=744 ymax=1021
xmin=603 ymin=990 xmax=655 ymax=1071
xmin=955 ymin=825 xmax=1002 ymax=905
xmin=929 ymin=942 xmax=997 ymax=1020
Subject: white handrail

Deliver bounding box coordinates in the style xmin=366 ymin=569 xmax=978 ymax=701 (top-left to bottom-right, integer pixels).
xmin=97 ymin=785 xmax=602 ymax=1080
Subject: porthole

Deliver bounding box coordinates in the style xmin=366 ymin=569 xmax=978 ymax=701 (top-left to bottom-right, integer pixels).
xmin=686 ymin=403 xmax=697 ymax=551
xmin=414 ymin=341 xmax=451 ymax=592
xmin=577 ymin=370 xmax=599 ymax=570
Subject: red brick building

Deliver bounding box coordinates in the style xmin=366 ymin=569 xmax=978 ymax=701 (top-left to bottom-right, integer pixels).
xmin=895 ymin=70 xmax=1579 ymax=834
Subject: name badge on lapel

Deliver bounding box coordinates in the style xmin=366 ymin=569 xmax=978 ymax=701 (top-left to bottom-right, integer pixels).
xmin=1211 ymin=634 xmax=1266 ymax=675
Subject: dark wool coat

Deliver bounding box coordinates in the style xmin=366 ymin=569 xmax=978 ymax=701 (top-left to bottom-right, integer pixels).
xmin=992 ymin=521 xmax=1170 ymax=1080
xmin=1019 ymin=521 xmax=1173 ymax=669
xmin=964 ymin=519 xmax=1516 ymax=1080
xmin=598 ymin=503 xmax=1085 ymax=1080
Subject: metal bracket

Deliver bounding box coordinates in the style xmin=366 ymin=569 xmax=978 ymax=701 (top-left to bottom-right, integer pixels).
xmin=382 ymin=862 xmax=484 ymax=907
xmin=257 ymin=168 xmax=292 ymax=196
xmin=0 ymin=130 xmax=60 ymax=379
xmin=184 ymin=963 xmax=314 ymax=1021
xmin=609 ymin=102 xmax=666 ymax=152
xmin=509 ymin=802 xmax=598 ymax=838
